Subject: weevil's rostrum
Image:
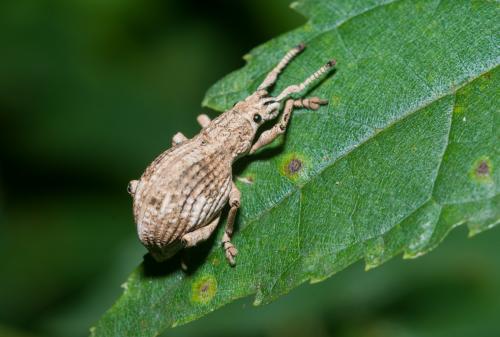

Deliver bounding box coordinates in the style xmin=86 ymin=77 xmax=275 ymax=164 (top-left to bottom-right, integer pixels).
xmin=128 ymin=44 xmax=335 ymax=266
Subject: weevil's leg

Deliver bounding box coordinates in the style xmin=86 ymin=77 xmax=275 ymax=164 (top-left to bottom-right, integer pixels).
xmin=275 ymin=60 xmax=336 ymax=101
xmin=250 ymin=97 xmax=328 ymax=154
xmin=197 ymin=114 xmax=211 ymax=128
xmin=172 ymin=132 xmax=188 ymax=146
xmin=257 ymin=43 xmax=305 ymax=91
xmin=181 ymin=214 xmax=221 ymax=248
xmin=222 ymin=182 xmax=241 ymax=266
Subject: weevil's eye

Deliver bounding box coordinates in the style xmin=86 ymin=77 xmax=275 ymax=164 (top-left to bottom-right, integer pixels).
xmin=127 ymin=180 xmax=138 ymax=196
xmin=253 ymin=113 xmax=262 ymax=123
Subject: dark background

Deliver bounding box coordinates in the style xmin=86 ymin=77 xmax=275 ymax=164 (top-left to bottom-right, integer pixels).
xmin=0 ymin=1 xmax=499 ymax=337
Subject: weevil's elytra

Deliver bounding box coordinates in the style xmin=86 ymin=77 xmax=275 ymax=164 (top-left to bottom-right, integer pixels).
xmin=129 ymin=44 xmax=336 ymax=267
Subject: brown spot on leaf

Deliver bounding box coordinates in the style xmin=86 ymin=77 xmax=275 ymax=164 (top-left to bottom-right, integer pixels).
xmin=279 ymin=153 xmax=309 ymax=183
xmin=470 ymin=156 xmax=493 ymax=183
xmin=287 ymin=158 xmax=303 ymax=174
xmin=476 ymin=160 xmax=490 ymax=176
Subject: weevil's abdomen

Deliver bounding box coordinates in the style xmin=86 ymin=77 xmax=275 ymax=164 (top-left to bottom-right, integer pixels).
xmin=132 ymin=139 xmax=232 ymax=261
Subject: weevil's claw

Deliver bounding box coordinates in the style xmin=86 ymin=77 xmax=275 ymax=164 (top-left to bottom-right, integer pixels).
xmin=296 ymin=97 xmax=328 ymax=110
xmin=225 ymin=247 xmax=237 ymax=266
xmin=222 ymin=239 xmax=238 ymax=267
xmin=310 ymin=97 xmax=328 ymax=110
xmin=327 ymin=59 xmax=337 ymax=67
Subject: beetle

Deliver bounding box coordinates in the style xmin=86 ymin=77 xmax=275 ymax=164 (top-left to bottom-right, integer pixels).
xmin=128 ymin=44 xmax=335 ymax=266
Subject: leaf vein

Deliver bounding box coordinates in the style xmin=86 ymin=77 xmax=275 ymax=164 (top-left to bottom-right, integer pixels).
xmin=238 ymin=65 xmax=497 ymax=244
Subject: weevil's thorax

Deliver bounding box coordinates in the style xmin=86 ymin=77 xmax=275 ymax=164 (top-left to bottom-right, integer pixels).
xmin=202 ymin=111 xmax=255 ymax=161
xmin=202 ymin=90 xmax=278 ymax=161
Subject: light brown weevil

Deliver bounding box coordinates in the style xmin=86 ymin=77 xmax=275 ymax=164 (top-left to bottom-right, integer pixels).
xmin=128 ymin=44 xmax=335 ymax=266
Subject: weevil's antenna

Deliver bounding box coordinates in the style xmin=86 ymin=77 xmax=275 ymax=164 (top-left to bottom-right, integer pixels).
xmin=257 ymin=43 xmax=306 ymax=90
xmin=275 ymin=59 xmax=336 ymax=101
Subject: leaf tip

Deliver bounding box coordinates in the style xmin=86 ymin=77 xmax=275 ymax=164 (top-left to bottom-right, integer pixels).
xmin=253 ymin=287 xmax=264 ymax=306
xmin=309 ymin=276 xmax=327 ymax=284
xmin=468 ymin=228 xmax=479 ymax=238
xmin=120 ymin=281 xmax=128 ymax=291
xmin=201 ymin=95 xmax=211 ymax=109
xmin=402 ymin=251 xmax=425 ymax=260
xmin=468 ymin=219 xmax=500 ymax=237
xmin=243 ymin=53 xmax=253 ymax=61
xmin=289 ymin=1 xmax=300 ymax=10
xmin=364 ymin=263 xmax=378 ymax=271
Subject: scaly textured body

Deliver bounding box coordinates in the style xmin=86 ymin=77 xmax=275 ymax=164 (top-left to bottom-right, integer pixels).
xmin=132 ymin=111 xmax=254 ymax=261
xmin=128 ymin=44 xmax=336 ymax=266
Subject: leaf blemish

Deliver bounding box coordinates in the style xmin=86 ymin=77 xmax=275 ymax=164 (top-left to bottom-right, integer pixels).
xmin=279 ymin=153 xmax=309 ymax=183
xmin=191 ymin=275 xmax=217 ymax=304
xmin=470 ymin=156 xmax=493 ymax=183
xmin=288 ymin=158 xmax=302 ymax=174
xmin=453 ymin=104 xmax=464 ymax=114
xmin=476 ymin=161 xmax=489 ymax=176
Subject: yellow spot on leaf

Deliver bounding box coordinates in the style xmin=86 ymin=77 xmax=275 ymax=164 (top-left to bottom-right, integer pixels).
xmin=191 ymin=275 xmax=217 ymax=304
xmin=453 ymin=105 xmax=464 ymax=114
xmin=331 ymin=95 xmax=341 ymax=106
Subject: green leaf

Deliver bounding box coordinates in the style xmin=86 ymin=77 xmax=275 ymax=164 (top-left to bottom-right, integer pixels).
xmin=92 ymin=0 xmax=499 ymax=336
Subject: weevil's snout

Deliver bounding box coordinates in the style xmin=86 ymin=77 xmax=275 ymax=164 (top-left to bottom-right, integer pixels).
xmin=127 ymin=180 xmax=139 ymax=196
xmin=260 ymin=99 xmax=281 ymax=120
xmin=253 ymin=90 xmax=281 ymax=121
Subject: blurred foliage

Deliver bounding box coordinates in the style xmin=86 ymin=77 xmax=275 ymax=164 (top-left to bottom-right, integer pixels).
xmin=0 ymin=1 xmax=498 ymax=337
xmin=0 ymin=0 xmax=301 ymax=335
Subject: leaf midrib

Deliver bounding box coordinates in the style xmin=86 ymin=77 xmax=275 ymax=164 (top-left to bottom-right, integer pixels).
xmin=237 ymin=65 xmax=498 ymax=305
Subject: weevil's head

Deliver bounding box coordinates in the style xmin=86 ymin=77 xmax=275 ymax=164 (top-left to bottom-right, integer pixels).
xmin=231 ymin=89 xmax=282 ymax=130
xmin=232 ymin=58 xmax=336 ymax=128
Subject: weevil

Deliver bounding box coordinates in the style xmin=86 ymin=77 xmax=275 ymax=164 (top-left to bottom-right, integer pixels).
xmin=128 ymin=44 xmax=335 ymax=266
